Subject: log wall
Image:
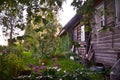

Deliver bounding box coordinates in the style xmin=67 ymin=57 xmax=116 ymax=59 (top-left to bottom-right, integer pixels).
xmin=73 ymin=24 xmax=86 ymax=57
xmin=91 ymin=0 xmax=120 ymax=67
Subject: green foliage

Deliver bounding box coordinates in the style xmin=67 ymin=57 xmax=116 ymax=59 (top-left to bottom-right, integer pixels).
xmin=72 ymin=41 xmax=80 ymax=47
xmin=21 ymin=51 xmax=39 ymax=69
xmin=57 ymin=58 xmax=84 ymax=72
xmin=0 ymin=52 xmax=24 ymax=79
xmin=99 ymin=27 xmax=108 ymax=32
xmin=23 ymin=14 xmax=62 ymax=56
xmin=108 ymin=27 xmax=114 ymax=32
xmin=22 ymin=56 xmax=104 ymax=80
xmin=0 ymin=53 xmax=11 ymax=79
xmin=22 ymin=51 xmax=32 ymax=58
xmin=99 ymin=26 xmax=114 ymax=32
xmin=85 ymin=25 xmax=92 ymax=32
xmin=72 ymin=0 xmax=94 ymax=15
xmin=71 ymin=0 xmax=95 ymax=33
xmin=34 ymin=16 xmax=42 ymax=24
xmin=54 ymin=34 xmax=71 ymax=55
xmin=72 ymin=0 xmax=115 ymax=33
xmin=7 ymin=53 xmax=24 ymax=76
xmin=42 ymin=18 xmax=49 ymax=25
xmin=50 ymin=53 xmax=65 ymax=59
xmin=0 ymin=0 xmax=65 ymax=47
xmin=32 ymin=55 xmax=83 ymax=73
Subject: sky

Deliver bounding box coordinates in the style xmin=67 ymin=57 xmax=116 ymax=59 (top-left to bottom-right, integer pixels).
xmin=0 ymin=27 xmax=8 ymax=46
xmin=59 ymin=0 xmax=76 ymax=27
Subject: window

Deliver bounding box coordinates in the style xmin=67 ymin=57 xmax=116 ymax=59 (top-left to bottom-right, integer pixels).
xmin=74 ymin=29 xmax=77 ymax=41
xmin=95 ymin=2 xmax=105 ymax=30
xmin=115 ymin=0 xmax=120 ymax=23
xmin=81 ymin=25 xmax=85 ymax=41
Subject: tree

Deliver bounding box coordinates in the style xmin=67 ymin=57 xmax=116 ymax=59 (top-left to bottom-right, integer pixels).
xmin=0 ymin=3 xmax=26 ymax=47
xmin=23 ymin=14 xmax=62 ymax=56
xmin=0 ymin=0 xmax=65 ymax=47
xmin=71 ymin=0 xmax=114 ymax=32
xmin=71 ymin=0 xmax=94 ymax=31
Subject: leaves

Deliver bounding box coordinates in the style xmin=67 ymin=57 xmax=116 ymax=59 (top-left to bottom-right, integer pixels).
xmin=99 ymin=26 xmax=114 ymax=32
xmin=42 ymin=18 xmax=49 ymax=25
xmin=35 ymin=27 xmax=44 ymax=32
xmin=34 ymin=16 xmax=42 ymax=24
xmin=71 ymin=0 xmax=95 ymax=32
xmin=56 ymin=0 xmax=63 ymax=7
xmin=108 ymin=27 xmax=114 ymax=32
xmin=40 ymin=0 xmax=45 ymax=5
xmin=85 ymin=26 xmax=92 ymax=32
xmin=0 ymin=0 xmax=64 ymax=47
xmin=16 ymin=36 xmax=24 ymax=40
xmin=24 ymin=35 xmax=33 ymax=39
xmin=99 ymin=27 xmax=107 ymax=32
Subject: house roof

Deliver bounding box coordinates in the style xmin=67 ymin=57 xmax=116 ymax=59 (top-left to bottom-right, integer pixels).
xmin=58 ymin=0 xmax=102 ymax=36
xmin=59 ymin=14 xmax=81 ymax=36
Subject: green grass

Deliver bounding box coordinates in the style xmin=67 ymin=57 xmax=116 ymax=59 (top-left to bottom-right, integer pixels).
xmin=58 ymin=58 xmax=83 ymax=72
xmin=43 ymin=57 xmax=84 ymax=72
xmin=20 ymin=53 xmax=104 ymax=80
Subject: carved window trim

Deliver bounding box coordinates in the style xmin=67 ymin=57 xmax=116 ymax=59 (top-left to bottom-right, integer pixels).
xmin=95 ymin=2 xmax=105 ymax=31
xmin=115 ymin=0 xmax=120 ymax=23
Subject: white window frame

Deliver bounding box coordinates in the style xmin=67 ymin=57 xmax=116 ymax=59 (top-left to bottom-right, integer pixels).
xmin=74 ymin=28 xmax=77 ymax=41
xmin=94 ymin=2 xmax=105 ymax=43
xmin=81 ymin=25 xmax=85 ymax=41
xmin=95 ymin=2 xmax=105 ymax=31
xmin=115 ymin=0 xmax=120 ymax=23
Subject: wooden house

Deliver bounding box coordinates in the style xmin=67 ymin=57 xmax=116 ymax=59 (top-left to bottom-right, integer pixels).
xmin=90 ymin=0 xmax=120 ymax=68
xmin=59 ymin=0 xmax=120 ymax=74
xmin=59 ymin=14 xmax=90 ymax=62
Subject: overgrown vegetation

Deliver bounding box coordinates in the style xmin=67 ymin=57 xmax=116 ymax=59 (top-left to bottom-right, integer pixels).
xmin=71 ymin=0 xmax=115 ymax=32
xmin=0 ymin=36 xmax=105 ymax=80
xmin=0 ymin=0 xmax=107 ymax=80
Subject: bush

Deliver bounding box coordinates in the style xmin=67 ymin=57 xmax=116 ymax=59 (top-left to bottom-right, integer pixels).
xmin=21 ymin=51 xmax=40 ymax=69
xmin=0 ymin=53 xmax=24 ymax=80
xmin=22 ymin=56 xmax=104 ymax=80
xmin=50 ymin=53 xmax=65 ymax=59
xmin=7 ymin=53 xmax=24 ymax=77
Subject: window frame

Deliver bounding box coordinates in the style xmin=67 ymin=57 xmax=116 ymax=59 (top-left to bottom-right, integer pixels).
xmin=115 ymin=0 xmax=120 ymax=23
xmin=73 ymin=28 xmax=78 ymax=41
xmin=81 ymin=25 xmax=85 ymax=42
xmin=94 ymin=2 xmax=105 ymax=31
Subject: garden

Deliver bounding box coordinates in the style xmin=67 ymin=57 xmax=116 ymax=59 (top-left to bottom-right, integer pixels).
xmin=0 ymin=0 xmax=107 ymax=80
xmin=0 ymin=35 xmax=105 ymax=80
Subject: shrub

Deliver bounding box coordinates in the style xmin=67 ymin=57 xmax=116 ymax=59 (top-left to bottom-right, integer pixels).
xmin=50 ymin=53 xmax=65 ymax=59
xmin=7 ymin=53 xmax=24 ymax=77
xmin=25 ymin=56 xmax=104 ymax=80
xmin=21 ymin=51 xmax=40 ymax=69
xmin=0 ymin=53 xmax=24 ymax=80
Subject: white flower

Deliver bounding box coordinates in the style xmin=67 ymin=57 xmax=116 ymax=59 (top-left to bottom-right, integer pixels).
xmin=52 ymin=67 xmax=58 ymax=69
xmin=63 ymin=70 xmax=66 ymax=73
xmin=57 ymin=68 xmax=61 ymax=72
xmin=0 ymin=52 xmax=2 ymax=56
xmin=80 ymin=72 xmax=82 ymax=74
xmin=70 ymin=56 xmax=74 ymax=60
xmin=42 ymin=62 xmax=44 ymax=65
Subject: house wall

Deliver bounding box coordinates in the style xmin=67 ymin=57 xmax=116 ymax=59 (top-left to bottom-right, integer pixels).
xmin=91 ymin=0 xmax=120 ymax=67
xmin=72 ymin=24 xmax=86 ymax=58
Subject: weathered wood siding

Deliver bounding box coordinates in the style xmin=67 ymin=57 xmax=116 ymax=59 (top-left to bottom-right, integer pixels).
xmin=73 ymin=24 xmax=86 ymax=57
xmin=91 ymin=0 xmax=120 ymax=67
xmin=92 ymin=26 xmax=120 ymax=66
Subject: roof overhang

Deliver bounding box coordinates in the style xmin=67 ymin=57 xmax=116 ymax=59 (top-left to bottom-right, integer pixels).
xmin=59 ymin=14 xmax=81 ymax=36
